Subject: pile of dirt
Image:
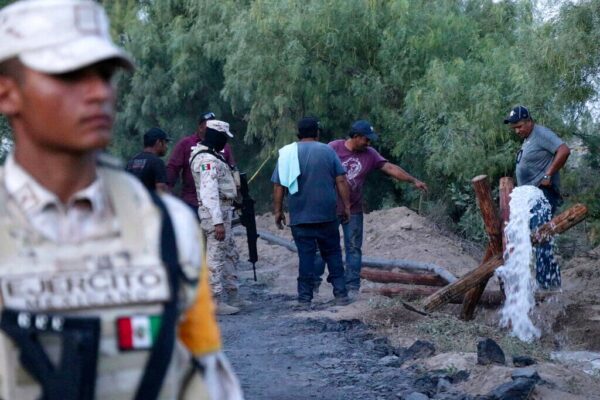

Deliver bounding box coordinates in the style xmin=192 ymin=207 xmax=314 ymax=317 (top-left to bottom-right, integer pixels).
xmin=233 ymin=206 xmax=600 ymax=399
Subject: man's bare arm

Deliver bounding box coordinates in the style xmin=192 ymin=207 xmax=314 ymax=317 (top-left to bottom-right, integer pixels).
xmin=380 ymin=162 xmax=428 ymax=192
xmin=273 ymin=183 xmax=286 ymax=229
xmin=540 ymin=144 xmax=570 ymax=187
xmin=335 ymin=175 xmax=351 ymax=224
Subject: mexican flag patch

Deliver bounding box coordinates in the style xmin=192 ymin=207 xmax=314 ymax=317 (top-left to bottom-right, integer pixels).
xmin=201 ymin=163 xmax=212 ymax=171
xmin=116 ymin=315 xmax=161 ymax=351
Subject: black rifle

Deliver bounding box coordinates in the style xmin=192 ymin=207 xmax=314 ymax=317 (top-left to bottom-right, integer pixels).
xmin=237 ymin=172 xmax=259 ymax=280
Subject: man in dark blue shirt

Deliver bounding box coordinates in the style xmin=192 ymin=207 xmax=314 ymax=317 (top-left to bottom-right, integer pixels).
xmin=126 ymin=127 xmax=170 ymax=192
xmin=272 ymin=117 xmax=351 ymax=307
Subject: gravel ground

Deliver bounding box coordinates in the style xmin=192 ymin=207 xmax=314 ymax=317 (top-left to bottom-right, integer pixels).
xmin=219 ymin=281 xmax=469 ymax=400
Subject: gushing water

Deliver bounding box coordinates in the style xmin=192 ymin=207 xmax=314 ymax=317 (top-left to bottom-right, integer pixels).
xmin=495 ymin=185 xmax=550 ymax=342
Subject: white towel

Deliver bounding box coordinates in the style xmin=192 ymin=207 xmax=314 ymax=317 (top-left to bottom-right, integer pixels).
xmin=277 ymin=142 xmax=300 ymax=194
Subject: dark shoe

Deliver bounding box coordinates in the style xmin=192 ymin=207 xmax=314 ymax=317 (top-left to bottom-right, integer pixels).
xmin=333 ymin=296 xmax=351 ymax=306
xmin=294 ymin=301 xmax=312 ymax=311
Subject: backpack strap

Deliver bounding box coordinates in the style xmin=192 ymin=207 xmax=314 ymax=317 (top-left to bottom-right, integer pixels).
xmin=134 ymin=192 xmax=182 ymax=400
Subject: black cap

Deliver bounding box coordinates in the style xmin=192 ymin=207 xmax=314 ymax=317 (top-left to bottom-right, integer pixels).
xmin=199 ymin=111 xmax=216 ymax=123
xmin=297 ymin=117 xmax=321 ymax=136
xmin=504 ymin=106 xmax=530 ymax=124
xmin=144 ymin=127 xmax=170 ymax=145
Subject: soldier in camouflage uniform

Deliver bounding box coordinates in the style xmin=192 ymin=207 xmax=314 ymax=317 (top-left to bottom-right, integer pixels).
xmin=190 ymin=120 xmax=242 ymax=315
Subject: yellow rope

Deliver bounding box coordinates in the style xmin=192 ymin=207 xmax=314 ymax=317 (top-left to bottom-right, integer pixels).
xmin=248 ymin=152 xmax=273 ymax=183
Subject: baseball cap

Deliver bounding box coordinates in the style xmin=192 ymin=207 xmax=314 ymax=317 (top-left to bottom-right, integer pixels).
xmin=199 ymin=111 xmax=216 ymax=123
xmin=350 ymin=120 xmax=379 ymax=141
xmin=503 ymin=106 xmax=530 ymax=124
xmin=0 ymin=0 xmax=134 ymax=74
xmin=144 ymin=127 xmax=170 ymax=143
xmin=206 ymin=120 xmax=234 ymax=138
xmin=297 ymin=117 xmax=321 ymax=135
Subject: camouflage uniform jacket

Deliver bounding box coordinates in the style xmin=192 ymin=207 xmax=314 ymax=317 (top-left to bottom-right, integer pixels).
xmin=190 ymin=144 xmax=237 ymax=225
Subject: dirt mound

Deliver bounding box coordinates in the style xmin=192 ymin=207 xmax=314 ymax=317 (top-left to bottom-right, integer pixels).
xmin=550 ymin=246 xmax=600 ymax=351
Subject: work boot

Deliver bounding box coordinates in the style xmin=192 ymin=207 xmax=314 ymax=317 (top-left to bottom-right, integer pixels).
xmin=215 ymin=295 xmax=240 ymax=315
xmin=333 ymin=295 xmax=351 ymax=306
xmin=226 ymin=290 xmax=253 ymax=307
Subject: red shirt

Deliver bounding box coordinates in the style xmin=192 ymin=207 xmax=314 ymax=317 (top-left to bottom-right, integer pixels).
xmin=166 ymin=134 xmax=235 ymax=207
xmin=328 ymin=139 xmax=387 ymax=214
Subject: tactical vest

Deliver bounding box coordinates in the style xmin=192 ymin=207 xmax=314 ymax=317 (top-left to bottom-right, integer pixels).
xmin=0 ymin=166 xmax=193 ymax=400
xmin=190 ymin=145 xmax=238 ymax=202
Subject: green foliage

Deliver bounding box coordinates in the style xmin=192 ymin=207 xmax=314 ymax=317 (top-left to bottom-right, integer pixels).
xmin=97 ymin=0 xmax=600 ymax=245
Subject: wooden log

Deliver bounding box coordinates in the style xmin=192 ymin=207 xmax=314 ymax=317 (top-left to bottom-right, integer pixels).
xmin=497 ymin=177 xmax=514 ymax=300
xmin=360 ymin=267 xmax=448 ymax=286
xmin=470 ymin=175 xmax=503 ymax=254
xmin=425 ymin=253 xmax=504 ymax=312
xmin=425 ymin=203 xmax=588 ymax=312
xmin=499 ymin=177 xmax=514 ymax=225
xmin=365 ymin=286 xmax=549 ymax=306
xmin=362 ymin=258 xmax=457 ymax=284
xmin=363 ymin=285 xmax=440 ymax=301
xmin=531 ymin=203 xmax=588 ymax=245
xmin=461 ymin=175 xmax=503 ymax=320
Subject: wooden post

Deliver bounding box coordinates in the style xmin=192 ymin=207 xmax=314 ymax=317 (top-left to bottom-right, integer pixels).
xmin=497 ymin=177 xmax=514 ymax=300
xmin=499 ymin=177 xmax=514 ymax=225
xmin=360 ymin=268 xmax=448 ymax=286
xmin=460 ymin=175 xmax=503 ymax=320
xmin=423 ymin=203 xmax=588 ymax=312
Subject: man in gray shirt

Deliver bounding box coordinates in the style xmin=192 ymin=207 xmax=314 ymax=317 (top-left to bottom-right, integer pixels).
xmin=504 ymin=105 xmax=571 ymax=288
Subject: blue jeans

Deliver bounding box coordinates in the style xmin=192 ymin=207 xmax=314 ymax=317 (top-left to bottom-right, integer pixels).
xmin=530 ymin=193 xmax=561 ymax=289
xmin=341 ymin=213 xmax=364 ymax=289
xmin=314 ymin=213 xmax=364 ymax=290
xmin=291 ymin=221 xmax=348 ymax=302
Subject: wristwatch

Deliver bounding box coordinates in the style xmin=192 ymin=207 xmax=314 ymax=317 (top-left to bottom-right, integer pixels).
xmin=542 ymin=174 xmax=551 ymax=180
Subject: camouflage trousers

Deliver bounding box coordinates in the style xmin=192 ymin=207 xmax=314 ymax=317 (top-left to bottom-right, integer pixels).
xmin=200 ymin=209 xmax=240 ymax=296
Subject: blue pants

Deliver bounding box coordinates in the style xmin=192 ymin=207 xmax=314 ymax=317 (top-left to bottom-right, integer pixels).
xmin=291 ymin=221 xmax=348 ymax=302
xmin=314 ymin=213 xmax=364 ymax=290
xmin=531 ymin=189 xmax=561 ymax=289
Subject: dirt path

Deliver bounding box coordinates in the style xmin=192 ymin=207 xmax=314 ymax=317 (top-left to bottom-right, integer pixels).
xmin=219 ymin=274 xmax=476 ymax=400
xmin=219 ymin=283 xmax=422 ymax=400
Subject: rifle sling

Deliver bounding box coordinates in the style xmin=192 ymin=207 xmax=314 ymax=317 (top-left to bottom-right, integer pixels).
xmin=189 ymin=148 xmax=233 ymax=170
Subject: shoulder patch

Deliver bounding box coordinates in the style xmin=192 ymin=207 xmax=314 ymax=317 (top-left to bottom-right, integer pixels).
xmin=201 ymin=163 xmax=212 ymax=171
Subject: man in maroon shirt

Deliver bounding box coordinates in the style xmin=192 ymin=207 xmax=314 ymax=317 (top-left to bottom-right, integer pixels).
xmin=317 ymin=120 xmax=428 ymax=294
xmin=166 ymin=111 xmax=236 ymax=211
